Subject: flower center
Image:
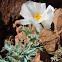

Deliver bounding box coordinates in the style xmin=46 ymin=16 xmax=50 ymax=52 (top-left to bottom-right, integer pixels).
xmin=33 ymin=14 xmax=41 ymax=20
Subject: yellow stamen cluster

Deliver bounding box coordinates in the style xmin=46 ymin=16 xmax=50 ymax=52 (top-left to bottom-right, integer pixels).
xmin=33 ymin=14 xmax=41 ymax=20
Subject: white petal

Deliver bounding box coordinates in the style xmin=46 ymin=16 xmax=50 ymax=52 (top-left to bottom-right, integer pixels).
xmin=20 ymin=1 xmax=46 ymax=19
xmin=30 ymin=18 xmax=41 ymax=32
xmin=26 ymin=1 xmax=46 ymax=15
xmin=39 ymin=5 xmax=55 ymax=28
xmin=34 ymin=3 xmax=46 ymax=15
xmin=35 ymin=23 xmax=41 ymax=32
xmin=25 ymin=1 xmax=37 ymax=15
xmin=40 ymin=3 xmax=46 ymax=13
xmin=20 ymin=1 xmax=33 ymax=19
xmin=20 ymin=19 xmax=31 ymax=25
xmin=39 ymin=3 xmax=46 ymax=15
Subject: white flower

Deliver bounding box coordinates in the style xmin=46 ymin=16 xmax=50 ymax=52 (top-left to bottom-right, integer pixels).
xmin=20 ymin=1 xmax=55 ymax=32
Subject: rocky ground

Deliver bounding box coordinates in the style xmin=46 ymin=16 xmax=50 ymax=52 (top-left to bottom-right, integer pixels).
xmin=0 ymin=0 xmax=62 ymax=62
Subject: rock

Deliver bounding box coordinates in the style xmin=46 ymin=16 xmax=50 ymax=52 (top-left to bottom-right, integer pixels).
xmin=15 ymin=32 xmax=26 ymax=45
xmin=45 ymin=0 xmax=62 ymax=8
xmin=5 ymin=34 xmax=15 ymax=45
xmin=40 ymin=51 xmax=51 ymax=62
xmin=53 ymin=8 xmax=62 ymax=45
xmin=39 ymin=29 xmax=60 ymax=52
xmin=0 ymin=29 xmax=6 ymax=50
xmin=0 ymin=0 xmax=26 ymax=25
xmin=0 ymin=0 xmax=26 ymax=50
xmin=32 ymin=50 xmax=50 ymax=62
xmin=16 ymin=26 xmax=22 ymax=34
xmin=53 ymin=9 xmax=62 ymax=32
xmin=32 ymin=53 xmax=40 ymax=62
xmin=34 ymin=0 xmax=62 ymax=8
xmin=0 ymin=12 xmax=6 ymax=48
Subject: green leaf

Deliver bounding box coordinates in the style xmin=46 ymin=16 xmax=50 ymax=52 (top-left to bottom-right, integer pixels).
xmin=21 ymin=26 xmax=31 ymax=36
xmin=1 ymin=35 xmax=44 ymax=62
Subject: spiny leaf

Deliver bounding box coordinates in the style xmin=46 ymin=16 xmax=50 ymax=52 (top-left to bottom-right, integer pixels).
xmin=21 ymin=26 xmax=31 ymax=36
